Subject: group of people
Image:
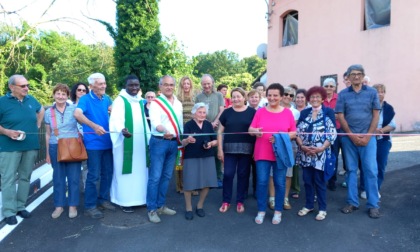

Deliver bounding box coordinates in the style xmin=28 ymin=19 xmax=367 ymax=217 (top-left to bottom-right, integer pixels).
xmin=0 ymin=63 xmax=395 ymax=226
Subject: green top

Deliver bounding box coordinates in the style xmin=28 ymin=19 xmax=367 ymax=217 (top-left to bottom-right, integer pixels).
xmin=0 ymin=92 xmax=42 ymax=152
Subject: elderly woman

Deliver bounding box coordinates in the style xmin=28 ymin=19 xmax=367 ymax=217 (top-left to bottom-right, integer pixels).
xmin=249 ymin=83 xmax=296 ymax=225
xmin=218 ymin=88 xmax=256 ymax=213
xmin=45 ymin=84 xmax=82 ymax=219
xmin=360 ymin=84 xmax=395 ymax=199
xmin=295 ymin=86 xmax=337 ymax=221
xmin=246 ymin=89 xmax=262 ymax=196
xmin=181 ymin=103 xmax=218 ymax=220
xmin=70 ymin=83 xmax=89 ymax=105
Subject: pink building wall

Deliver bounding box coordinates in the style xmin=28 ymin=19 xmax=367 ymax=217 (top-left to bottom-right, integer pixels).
xmin=266 ymin=0 xmax=420 ymax=132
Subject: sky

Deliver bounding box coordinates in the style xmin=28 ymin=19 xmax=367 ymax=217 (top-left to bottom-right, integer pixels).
xmin=2 ymin=0 xmax=268 ymax=58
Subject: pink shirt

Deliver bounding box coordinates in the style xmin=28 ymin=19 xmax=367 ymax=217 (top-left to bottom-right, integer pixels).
xmin=250 ymin=107 xmax=297 ymax=161
xmin=323 ymin=93 xmax=340 ymax=129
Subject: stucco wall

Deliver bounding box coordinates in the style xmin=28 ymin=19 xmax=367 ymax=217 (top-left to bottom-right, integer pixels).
xmin=267 ymin=0 xmax=420 ymax=131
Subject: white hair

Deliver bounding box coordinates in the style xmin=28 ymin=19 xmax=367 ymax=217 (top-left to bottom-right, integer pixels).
xmin=323 ymin=78 xmax=336 ymax=87
xmin=191 ymin=102 xmax=208 ymax=114
xmin=87 ymin=73 xmax=105 ymax=85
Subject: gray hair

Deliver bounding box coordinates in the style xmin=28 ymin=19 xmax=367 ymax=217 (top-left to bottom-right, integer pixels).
xmin=201 ymin=74 xmax=214 ymax=84
xmin=87 ymin=73 xmax=105 ymax=85
xmin=8 ymin=74 xmax=25 ymax=85
xmin=159 ymin=75 xmax=176 ymax=86
xmin=191 ymin=102 xmax=208 ymax=114
xmin=323 ymin=78 xmax=336 ymax=87
xmin=346 ymin=64 xmax=365 ymax=76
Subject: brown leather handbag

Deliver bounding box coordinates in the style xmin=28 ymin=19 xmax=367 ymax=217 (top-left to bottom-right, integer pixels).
xmin=57 ymin=137 xmax=88 ymax=162
xmin=51 ymin=107 xmax=88 ymax=162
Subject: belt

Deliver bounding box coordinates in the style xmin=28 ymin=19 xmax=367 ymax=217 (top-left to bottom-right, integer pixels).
xmin=152 ymin=135 xmax=177 ymax=141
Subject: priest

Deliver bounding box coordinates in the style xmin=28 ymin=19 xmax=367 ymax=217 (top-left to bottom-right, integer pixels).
xmin=109 ymin=75 xmax=150 ymax=213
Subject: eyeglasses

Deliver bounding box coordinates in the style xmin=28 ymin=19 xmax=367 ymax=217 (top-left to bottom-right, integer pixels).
xmin=15 ymin=84 xmax=30 ymax=88
xmin=146 ymin=96 xmax=155 ymax=99
xmin=324 ymin=85 xmax=335 ymax=88
xmin=349 ymin=73 xmax=364 ymax=78
xmin=77 ymin=89 xmax=87 ymax=92
xmin=284 ymin=93 xmax=294 ymax=98
xmin=162 ymin=83 xmax=175 ymax=87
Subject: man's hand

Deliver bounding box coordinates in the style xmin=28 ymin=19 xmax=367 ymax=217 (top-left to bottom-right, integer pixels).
xmin=122 ymin=128 xmax=132 ymax=138
xmin=6 ymin=129 xmax=21 ymax=140
xmin=93 ymin=124 xmax=106 ymax=136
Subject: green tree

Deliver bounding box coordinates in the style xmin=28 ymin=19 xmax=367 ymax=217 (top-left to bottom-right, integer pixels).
xmin=219 ymin=73 xmax=254 ymax=91
xmin=193 ymin=50 xmax=246 ymax=82
xmin=99 ymin=0 xmax=162 ymax=92
xmin=241 ymin=55 xmax=266 ymax=80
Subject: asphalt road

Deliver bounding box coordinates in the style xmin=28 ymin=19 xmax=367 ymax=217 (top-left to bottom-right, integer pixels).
xmin=0 ymin=135 xmax=419 ymax=252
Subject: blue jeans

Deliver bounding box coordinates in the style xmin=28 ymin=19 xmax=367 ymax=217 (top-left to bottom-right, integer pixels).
xmin=49 ymin=144 xmax=81 ymax=207
xmin=342 ymin=136 xmax=379 ymax=209
xmin=256 ymin=160 xmax=287 ymax=212
xmin=222 ymin=153 xmax=251 ymax=204
xmin=146 ymin=137 xmax=178 ymax=211
xmin=302 ymin=166 xmax=327 ymax=211
xmin=376 ymin=139 xmax=391 ymax=191
xmin=84 ymin=149 xmax=114 ymax=209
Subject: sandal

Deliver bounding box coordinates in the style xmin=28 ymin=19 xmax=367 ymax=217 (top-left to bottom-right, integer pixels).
xmin=369 ymin=208 xmax=380 ymax=219
xmin=291 ymin=192 xmax=299 ymax=199
xmin=255 ymin=212 xmax=265 ymax=224
xmin=315 ymin=211 xmax=327 ymax=221
xmin=272 ymin=212 xmax=282 ymax=224
xmin=219 ymin=203 xmax=230 ymax=213
xmin=341 ymin=204 xmax=359 ymax=214
xmin=236 ymin=203 xmax=245 ymax=213
xmin=297 ymin=207 xmax=313 ymax=216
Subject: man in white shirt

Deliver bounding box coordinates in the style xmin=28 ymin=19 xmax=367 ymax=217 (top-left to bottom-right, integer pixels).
xmin=146 ymin=75 xmax=183 ymax=223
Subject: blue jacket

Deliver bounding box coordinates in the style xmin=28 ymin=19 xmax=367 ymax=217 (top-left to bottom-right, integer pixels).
xmin=272 ymin=133 xmax=295 ymax=170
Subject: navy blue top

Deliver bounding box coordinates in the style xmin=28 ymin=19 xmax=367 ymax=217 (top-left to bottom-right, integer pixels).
xmin=335 ymin=85 xmax=380 ymax=133
xmin=77 ymin=91 xmax=113 ymax=150
xmin=183 ymin=119 xmax=216 ymax=159
xmin=219 ymin=107 xmax=256 ymax=144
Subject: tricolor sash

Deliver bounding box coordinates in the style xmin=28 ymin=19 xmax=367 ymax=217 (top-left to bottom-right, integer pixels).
xmin=154 ymin=96 xmax=184 ymax=165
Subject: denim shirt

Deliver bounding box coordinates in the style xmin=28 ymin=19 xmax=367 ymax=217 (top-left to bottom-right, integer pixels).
xmin=44 ymin=103 xmax=79 ymax=144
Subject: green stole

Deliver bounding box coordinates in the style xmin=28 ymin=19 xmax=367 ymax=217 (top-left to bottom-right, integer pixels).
xmin=120 ymin=95 xmax=149 ymax=174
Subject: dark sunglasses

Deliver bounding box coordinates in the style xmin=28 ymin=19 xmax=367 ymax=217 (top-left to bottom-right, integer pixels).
xmin=15 ymin=84 xmax=30 ymax=88
xmin=284 ymin=93 xmax=294 ymax=98
xmin=324 ymin=85 xmax=335 ymax=88
xmin=77 ymin=89 xmax=87 ymax=92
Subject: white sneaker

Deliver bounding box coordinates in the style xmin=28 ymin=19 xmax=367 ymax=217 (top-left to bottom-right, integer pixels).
xmin=157 ymin=206 xmax=176 ymax=215
xmin=360 ymin=191 xmax=367 ymax=199
xmin=148 ymin=211 xmax=161 ymax=223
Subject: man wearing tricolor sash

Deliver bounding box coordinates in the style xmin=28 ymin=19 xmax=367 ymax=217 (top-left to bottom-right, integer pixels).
xmin=147 ymin=75 xmax=183 ymax=223
xmin=109 ymin=75 xmax=150 ymax=213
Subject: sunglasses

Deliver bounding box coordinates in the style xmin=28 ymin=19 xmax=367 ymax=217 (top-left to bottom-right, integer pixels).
xmin=15 ymin=84 xmax=30 ymax=88
xmin=324 ymin=85 xmax=335 ymax=88
xmin=146 ymin=96 xmax=155 ymax=99
xmin=77 ymin=89 xmax=87 ymax=92
xmin=284 ymin=93 xmax=294 ymax=98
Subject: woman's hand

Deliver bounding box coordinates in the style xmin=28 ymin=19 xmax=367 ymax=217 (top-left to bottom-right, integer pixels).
xmin=46 ymin=154 xmax=51 ymax=164
xmin=217 ymin=149 xmax=224 ymax=163
xmin=269 ymin=135 xmax=275 ymax=143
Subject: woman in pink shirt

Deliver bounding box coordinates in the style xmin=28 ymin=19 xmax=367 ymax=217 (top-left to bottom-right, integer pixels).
xmin=249 ymin=83 xmax=296 ymax=225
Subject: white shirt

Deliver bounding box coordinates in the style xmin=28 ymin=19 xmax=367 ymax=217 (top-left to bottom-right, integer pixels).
xmin=149 ymin=94 xmax=183 ymax=137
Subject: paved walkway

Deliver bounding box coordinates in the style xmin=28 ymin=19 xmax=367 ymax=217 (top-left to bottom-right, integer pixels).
xmin=0 ymin=136 xmax=419 ymax=251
